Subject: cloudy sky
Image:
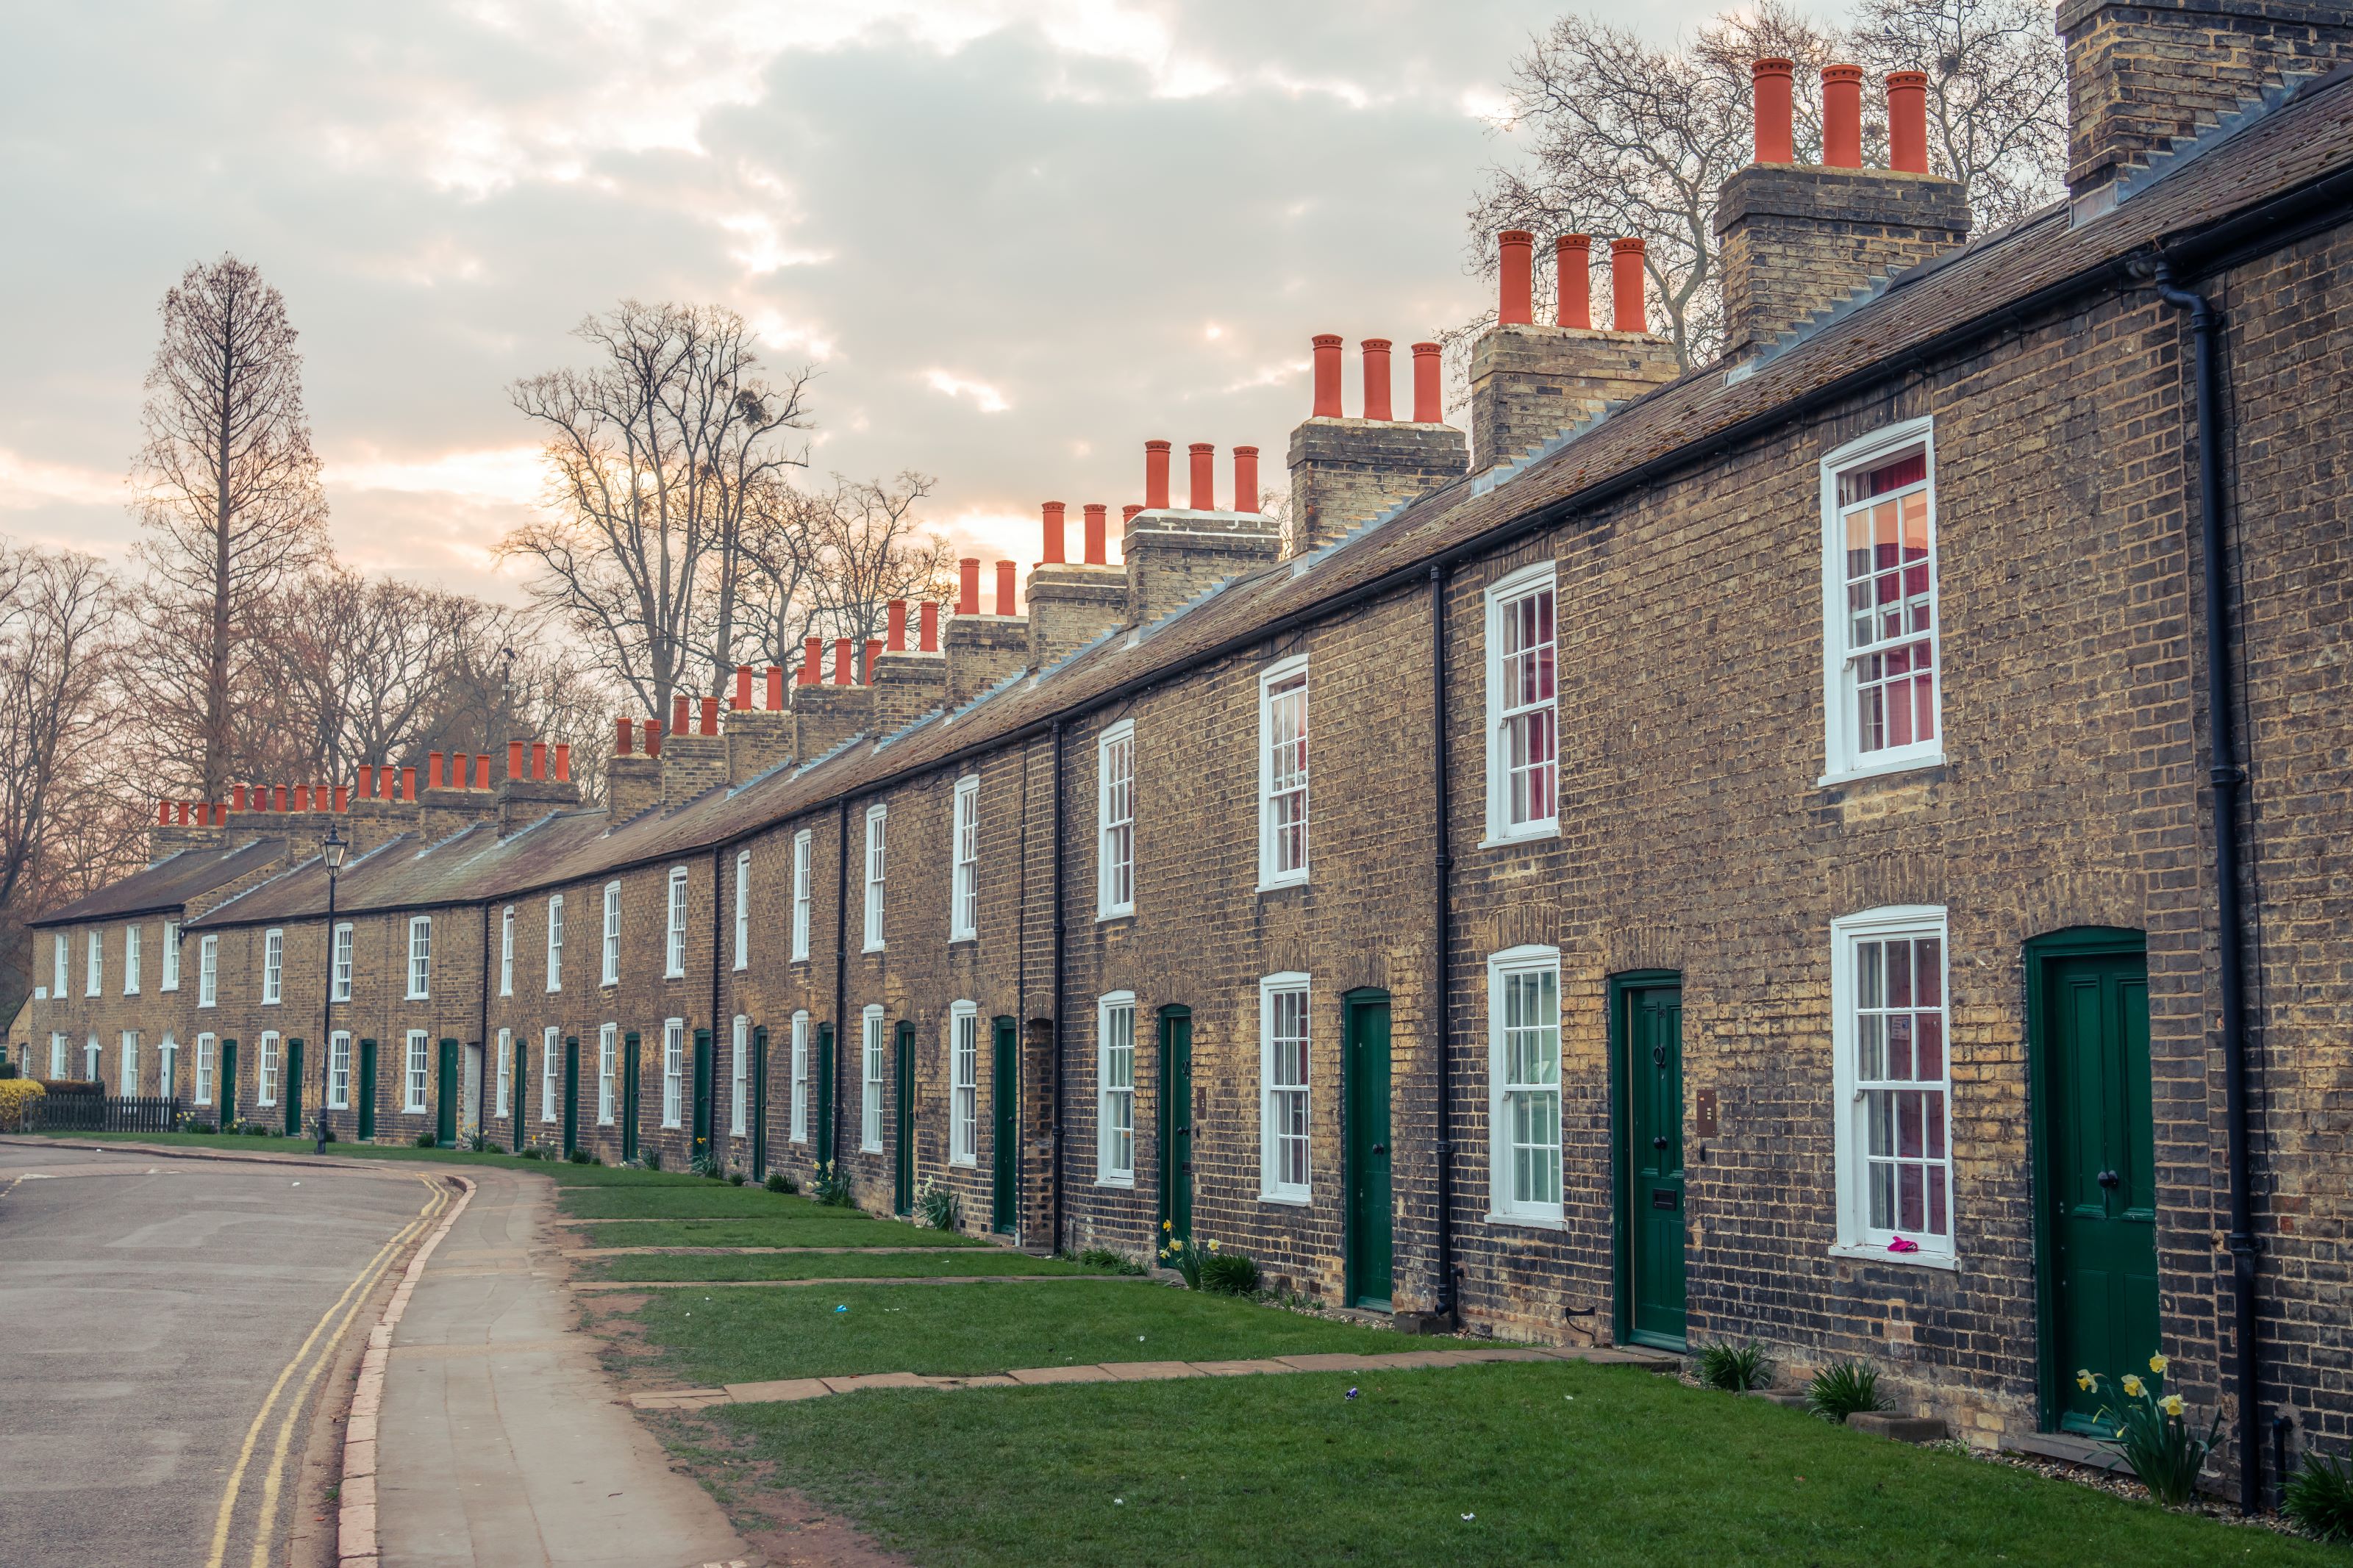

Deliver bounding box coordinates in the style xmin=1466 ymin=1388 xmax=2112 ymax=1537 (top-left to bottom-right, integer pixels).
xmin=4 ymin=0 xmax=1738 ymax=605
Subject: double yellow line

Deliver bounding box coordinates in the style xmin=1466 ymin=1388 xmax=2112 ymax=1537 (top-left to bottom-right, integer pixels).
xmin=203 ymin=1174 xmax=448 ymax=1568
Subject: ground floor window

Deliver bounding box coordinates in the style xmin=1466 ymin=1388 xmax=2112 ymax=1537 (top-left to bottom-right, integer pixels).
xmin=1832 ymin=906 xmax=1954 ymax=1261
xmin=1098 ymin=994 xmax=1135 ymax=1185
xmin=731 ymin=1015 xmax=749 ymax=1136
xmin=790 ymin=1013 xmax=810 ymax=1144
xmin=85 ymin=1037 xmax=100 ymax=1081
xmin=257 ymin=1034 xmax=279 ymax=1106
xmin=662 ymin=1019 xmax=685 ymax=1128
xmin=329 ymin=1032 xmax=351 ymax=1109
xmin=861 ymin=1006 xmax=885 ymax=1151
xmin=1260 ymin=975 xmax=1310 ymax=1202
xmin=120 ymin=1031 xmax=140 ymax=1096
xmin=541 ymin=1028 xmax=560 ymax=1123
xmin=50 ymin=1033 xmax=68 ymax=1079
xmin=496 ymin=1028 xmax=513 ymax=1118
xmin=597 ymin=1024 xmax=616 ymax=1125
xmin=194 ymin=1035 xmax=214 ymax=1104
xmin=1489 ymin=946 xmax=1563 ymax=1223
xmin=158 ymin=1036 xmax=176 ymax=1098
xmin=949 ymin=1005 xmax=978 ymax=1165
xmin=405 ymin=1033 xmax=429 ymax=1112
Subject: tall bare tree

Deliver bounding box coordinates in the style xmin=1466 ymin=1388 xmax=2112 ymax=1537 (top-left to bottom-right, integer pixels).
xmin=129 ymin=255 xmax=329 ymax=796
xmin=796 ymin=473 xmax=956 ymax=651
xmin=1466 ymin=0 xmax=2065 ymax=368
xmin=504 ymin=301 xmax=813 ymax=719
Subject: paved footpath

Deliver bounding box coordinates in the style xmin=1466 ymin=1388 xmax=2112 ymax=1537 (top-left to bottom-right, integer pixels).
xmin=376 ymin=1169 xmax=746 ymax=1568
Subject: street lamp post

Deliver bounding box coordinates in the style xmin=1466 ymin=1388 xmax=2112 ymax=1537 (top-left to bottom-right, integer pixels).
xmin=316 ymin=824 xmax=348 ymax=1155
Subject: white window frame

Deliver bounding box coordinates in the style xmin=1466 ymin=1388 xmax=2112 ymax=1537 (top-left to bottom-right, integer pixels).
xmin=863 ymin=805 xmax=888 ymax=952
xmin=665 ymin=867 xmax=689 ymax=978
xmin=1487 ymin=945 xmax=1564 ymax=1226
xmin=332 ymin=923 xmax=353 ymax=1003
xmin=328 ymin=1031 xmax=351 ymax=1110
xmin=157 ymin=1034 xmax=176 ymax=1098
xmin=730 ymin=1014 xmax=749 ymax=1136
xmin=1820 ymin=417 xmax=1943 ymax=784
xmin=194 ymin=1033 xmax=215 ymax=1104
xmin=542 ymin=1027 xmax=560 ymax=1123
xmin=407 ymin=917 xmax=432 ymax=1000
xmin=597 ymin=1023 xmax=617 ymax=1125
xmin=1257 ymin=656 xmax=1310 ymax=889
xmin=199 ymin=934 xmax=218 ymax=1008
xmin=1829 ymin=904 xmax=1957 ymax=1268
xmin=1096 ymin=723 xmax=1135 ymax=919
xmin=949 ymin=776 xmax=979 ymax=942
xmin=496 ymin=1026 xmax=513 ymax=1119
xmin=601 ymin=881 xmax=621 ymax=986
xmin=53 ymin=933 xmax=66 ymax=998
xmin=86 ymin=929 xmax=101 ymax=996
xmin=860 ymin=1004 xmax=885 ymax=1151
xmin=546 ymin=895 xmax=564 ymax=992
xmin=261 ymin=928 xmax=284 ymax=1006
xmin=1096 ymin=992 xmax=1136 ymax=1186
xmin=49 ymin=1033 xmax=65 ymax=1078
xmin=790 ymin=1011 xmax=811 ymax=1144
xmin=661 ymin=1017 xmax=685 ymax=1128
xmin=791 ymin=830 xmax=813 ymax=961
xmin=949 ymin=1001 xmax=978 ymax=1166
xmin=499 ymin=906 xmax=515 ymax=996
xmin=257 ymin=1031 xmax=279 ymax=1107
xmin=161 ymin=922 xmax=181 ymax=992
xmin=404 ymin=1031 xmax=429 ymax=1113
xmin=733 ymin=850 xmax=751 ymax=970
xmin=119 ymin=1031 xmax=139 ymax=1096
xmin=1258 ymin=973 xmax=1311 ymax=1203
xmin=124 ymin=924 xmax=142 ymax=996
xmin=84 ymin=1036 xmax=100 ymax=1082
xmin=1484 ymin=562 xmax=1560 ymax=844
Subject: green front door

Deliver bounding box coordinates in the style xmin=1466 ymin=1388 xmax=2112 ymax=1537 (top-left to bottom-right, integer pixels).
xmin=692 ymin=1027 xmax=714 ymax=1169
xmin=283 ymin=1039 xmax=304 ymax=1136
xmin=815 ymin=1025 xmax=835 ymax=1168
xmin=513 ymin=1036 xmax=529 ymax=1153
xmin=563 ymin=1037 xmax=579 ymax=1157
xmin=1619 ymin=978 xmax=1687 ymax=1350
xmin=2035 ymin=937 xmax=2160 ymax=1433
xmin=435 ymin=1039 xmax=459 ymax=1147
xmin=221 ymin=1039 xmax=238 ymax=1126
xmin=991 ymin=1017 xmax=1018 ymax=1234
xmin=1158 ymin=1008 xmax=1193 ymax=1247
xmin=751 ymin=1025 xmax=769 ymax=1175
xmin=1345 ymin=997 xmax=1393 ymax=1309
xmin=893 ymin=1022 xmax=915 ymax=1214
xmin=356 ymin=1039 xmax=375 ymax=1141
xmin=621 ymin=1031 xmax=640 ymax=1163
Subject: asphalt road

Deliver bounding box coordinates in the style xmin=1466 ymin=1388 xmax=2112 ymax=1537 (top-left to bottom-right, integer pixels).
xmin=0 ymin=1142 xmax=434 ymax=1568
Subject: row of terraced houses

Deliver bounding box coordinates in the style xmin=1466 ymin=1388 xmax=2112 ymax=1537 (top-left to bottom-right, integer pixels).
xmin=17 ymin=1 xmax=2353 ymax=1503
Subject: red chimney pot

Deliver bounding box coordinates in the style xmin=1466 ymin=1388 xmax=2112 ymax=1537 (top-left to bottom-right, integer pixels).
xmin=554 ymin=742 xmax=571 ymax=781
xmin=765 ymin=665 xmax=783 ymax=709
xmin=359 ymin=763 xmax=376 ymax=798
xmin=1040 ymin=503 xmax=1065 ymax=566
xmin=1082 ymin=504 xmax=1107 ymax=565
xmin=957 ymin=557 xmax=979 ymax=616
xmin=400 ymin=766 xmax=417 ymax=801
xmin=1143 ymin=440 xmax=1171 ymax=511
xmin=615 ymin=717 xmax=633 ymax=756
xmin=1361 ymin=340 xmax=1393 ymax=421
xmin=671 ymin=692 xmax=690 ymax=737
xmin=995 ymin=559 xmax=1016 ymax=616
xmin=919 ymin=601 xmax=940 ymax=651
xmin=1822 ymin=64 xmax=1864 ymax=168
xmin=833 ymin=637 xmax=853 ymax=686
xmin=863 ymin=639 xmax=880 ymax=685
xmin=1753 ymin=58 xmax=1795 ymax=163
xmin=1411 ymin=343 xmax=1442 ymax=423
xmin=699 ymin=695 xmax=718 ymax=735
xmin=1188 ymin=443 xmax=1215 ymax=511
xmin=531 ymin=740 xmax=547 ymax=780
xmin=1887 ymin=71 xmax=1928 ymax=173
xmin=887 ymin=598 xmax=907 ymax=651
xmin=733 ymin=664 xmax=752 ymax=709
xmin=1498 ymin=230 xmax=1535 ymax=326
xmin=1556 ymin=235 xmax=1593 ymax=329
xmin=644 ymin=720 xmax=663 ymax=759
xmin=1310 ymin=334 xmax=1343 ymax=418
xmin=509 ymin=740 xmax=526 ymax=779
xmin=1610 ymin=237 xmax=1648 ymax=333
xmin=801 ymin=635 xmax=823 ymax=684
xmin=1232 ymin=448 xmax=1260 ymax=513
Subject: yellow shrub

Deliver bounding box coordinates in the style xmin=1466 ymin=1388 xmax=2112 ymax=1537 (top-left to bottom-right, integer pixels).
xmin=0 ymin=1077 xmax=44 ymax=1131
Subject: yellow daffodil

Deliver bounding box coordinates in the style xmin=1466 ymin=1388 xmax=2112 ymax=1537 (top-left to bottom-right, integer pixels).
xmin=1208 ymin=1239 xmax=1221 ymax=1252
xmin=2076 ymin=1370 xmax=2095 ymax=1392
xmin=2148 ymin=1353 xmax=2168 ymax=1375
xmin=1169 ymin=1239 xmax=1183 ymax=1251
xmin=2160 ymin=1394 xmax=2185 ymax=1418
xmin=1162 ymin=1219 xmax=1172 ymax=1231
xmin=2121 ymin=1374 xmax=2145 ymax=1397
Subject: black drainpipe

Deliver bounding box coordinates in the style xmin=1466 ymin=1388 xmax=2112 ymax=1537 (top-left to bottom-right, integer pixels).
xmin=2154 ymin=260 xmax=2260 ymax=1516
xmin=833 ymin=798 xmax=851 ymax=1171
xmin=1429 ymin=565 xmax=1456 ymax=1322
xmin=710 ymin=843 xmax=726 ymax=1157
xmin=1049 ymin=717 xmax=1067 ymax=1256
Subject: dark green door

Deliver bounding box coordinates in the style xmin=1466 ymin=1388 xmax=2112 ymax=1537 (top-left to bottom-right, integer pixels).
xmin=815 ymin=1025 xmax=835 ymax=1167
xmin=221 ymin=1039 xmax=238 ymax=1126
xmin=283 ymin=1039 xmax=304 ymax=1136
xmin=563 ymin=1037 xmax=579 ymax=1157
xmin=436 ymin=1039 xmax=458 ymax=1147
xmin=750 ymin=1026 xmax=769 ymax=1175
xmin=991 ymin=1017 xmax=1019 ymax=1233
xmin=357 ymin=1039 xmax=375 ymax=1141
xmin=893 ymin=1022 xmax=915 ymax=1214
xmin=1346 ymin=998 xmax=1393 ymax=1308
xmin=621 ymin=1031 xmax=640 ymax=1163
xmin=1621 ymin=980 xmax=1687 ymax=1350
xmin=2040 ymin=943 xmax=2159 ymax=1433
xmin=513 ymin=1036 xmax=529 ymax=1152
xmin=692 ymin=1027 xmax=714 ymax=1169
xmin=1158 ymin=1008 xmax=1193 ymax=1247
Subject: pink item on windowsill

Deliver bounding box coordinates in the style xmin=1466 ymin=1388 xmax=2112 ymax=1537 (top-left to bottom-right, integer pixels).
xmin=1888 ymin=1236 xmax=1921 ymax=1254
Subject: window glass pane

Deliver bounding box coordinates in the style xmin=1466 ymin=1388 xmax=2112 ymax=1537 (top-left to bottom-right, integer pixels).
xmin=1852 ymin=924 xmax=1951 ymax=1245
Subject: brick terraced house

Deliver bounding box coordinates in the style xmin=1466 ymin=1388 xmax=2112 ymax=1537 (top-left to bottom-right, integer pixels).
xmin=22 ymin=2 xmax=2353 ymax=1502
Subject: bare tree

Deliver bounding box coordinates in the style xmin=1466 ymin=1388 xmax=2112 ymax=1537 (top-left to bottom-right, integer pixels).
xmin=1467 ymin=0 xmax=2065 ymax=367
xmin=129 ymin=255 xmax=329 ymax=797
xmin=504 ymin=301 xmax=813 ymax=719
xmin=732 ymin=472 xmax=824 ymax=678
xmin=796 ymin=473 xmax=956 ymax=650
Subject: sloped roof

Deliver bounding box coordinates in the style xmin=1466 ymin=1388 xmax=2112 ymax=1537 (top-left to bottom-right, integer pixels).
xmin=187 ymin=71 xmax=2353 ymax=926
xmin=32 ymin=837 xmax=292 ymax=927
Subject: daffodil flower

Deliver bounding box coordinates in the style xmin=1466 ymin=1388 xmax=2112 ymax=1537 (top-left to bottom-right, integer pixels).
xmin=2076 ymin=1370 xmax=2095 ymax=1391
xmin=2121 ymin=1374 xmax=2145 ymax=1397
xmin=2160 ymin=1394 xmax=2185 ymax=1417
xmin=2148 ymin=1353 xmax=2168 ymax=1375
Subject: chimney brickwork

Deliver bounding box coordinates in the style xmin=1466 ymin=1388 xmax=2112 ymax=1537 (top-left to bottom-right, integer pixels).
xmin=1286 ymin=419 xmax=1469 ymax=556
xmin=607 ymin=755 xmax=660 ymax=820
xmin=1467 ymin=325 xmax=1681 ymax=471
xmin=943 ymin=615 xmax=1031 ymax=706
xmin=726 ymin=709 xmax=793 ymax=784
xmin=1026 ymin=565 xmax=1129 ymax=667
xmin=496 ymin=776 xmax=582 ymax=832
xmin=793 ymin=684 xmax=875 ymax=759
xmin=871 ymin=649 xmax=949 ymax=730
xmin=659 ymin=731 xmax=728 ymax=804
xmin=1714 ymin=165 xmax=1971 ymax=355
xmin=1122 ymin=507 xmax=1282 ymax=626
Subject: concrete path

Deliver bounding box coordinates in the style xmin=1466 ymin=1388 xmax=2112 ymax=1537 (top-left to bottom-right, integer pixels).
xmin=376 ymin=1170 xmax=746 ymax=1568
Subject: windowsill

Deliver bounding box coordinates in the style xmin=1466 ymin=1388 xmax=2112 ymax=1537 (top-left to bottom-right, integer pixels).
xmin=1258 ymin=1191 xmax=1311 ymax=1207
xmin=1829 ymin=1240 xmax=1958 ymax=1272
xmin=1484 ymin=1211 xmax=1567 ymax=1231
xmin=662 ymin=1121 xmax=683 ymax=1130
xmin=124 ymin=990 xmax=140 ymax=999
xmin=664 ymin=970 xmax=685 ymax=981
xmin=1096 ymin=909 xmax=1134 ymax=924
xmin=263 ymin=999 xmax=281 ymax=1008
xmin=860 ymin=1142 xmax=882 ymax=1155
xmin=949 ymin=1156 xmax=976 ymax=1168
xmin=948 ymin=934 xmax=976 ymax=946
xmin=862 ymin=943 xmax=886 ymax=956
xmin=1478 ymin=823 xmax=1560 ymax=851
xmin=160 ymin=987 xmax=178 ymax=995
xmin=1096 ymin=1175 xmax=1135 ymax=1189
xmin=1255 ymin=876 xmax=1309 ymax=895
xmin=1818 ymin=750 xmax=1945 ymax=789
xmin=405 ymin=994 xmax=429 ymax=1003
xmin=199 ymin=1003 xmax=215 ymax=1009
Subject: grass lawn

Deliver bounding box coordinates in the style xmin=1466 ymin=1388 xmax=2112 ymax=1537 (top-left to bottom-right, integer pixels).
xmin=21 ymin=1129 xmax=719 ymax=1184
xmin=566 ymin=1217 xmax=990 ymax=1250
xmin=584 ymin=1250 xmax=1088 ymax=1282
xmin=631 ymin=1278 xmax=1408 ymax=1383
xmin=693 ymin=1361 xmax=2331 ymax=1568
xmin=557 ymin=1184 xmax=894 ymax=1220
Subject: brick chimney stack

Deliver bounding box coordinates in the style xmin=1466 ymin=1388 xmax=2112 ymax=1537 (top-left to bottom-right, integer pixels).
xmin=607 ymin=712 xmax=660 ymax=818
xmin=1288 ymin=326 xmax=1470 ymax=555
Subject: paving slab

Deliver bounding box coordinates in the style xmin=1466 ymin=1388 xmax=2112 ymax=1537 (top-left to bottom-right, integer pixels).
xmin=1190 ymin=1358 xmax=1294 ymax=1376
xmin=1274 ymin=1353 xmax=1386 ymax=1371
xmin=1006 ymin=1364 xmax=1118 ymax=1384
xmin=1100 ymin=1360 xmax=1206 ymax=1381
xmin=375 ymin=1171 xmax=745 ymax=1568
xmin=820 ymin=1372 xmax=934 ymax=1394
xmin=722 ymin=1378 xmax=835 ymax=1403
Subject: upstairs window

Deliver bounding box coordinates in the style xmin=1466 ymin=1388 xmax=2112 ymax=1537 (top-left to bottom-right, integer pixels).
xmin=160 ymin=922 xmax=180 ymax=992
xmin=1824 ymin=421 xmax=1940 ymax=778
xmin=124 ymin=925 xmax=143 ymax=996
xmin=791 ymin=830 xmax=813 ymax=961
xmin=733 ymin=851 xmax=751 ymax=970
xmin=863 ymin=806 xmax=888 ymax=952
xmin=546 ymin=895 xmax=564 ymax=992
xmin=261 ymin=929 xmax=284 ymax=1005
xmin=332 ymin=923 xmax=353 ymax=1003
xmin=950 ymin=778 xmax=979 ymax=942
xmin=1486 ymin=565 xmax=1559 ymax=841
xmin=53 ymin=933 xmax=66 ymax=998
xmin=499 ymin=906 xmax=515 ymax=995
xmin=85 ymin=930 xmax=101 ymax=996
xmin=1258 ymin=657 xmax=1310 ymax=887
xmin=601 ymin=881 xmax=621 ymax=985
xmin=199 ymin=935 xmax=218 ymax=1007
xmin=407 ymin=917 xmax=432 ymax=1000
xmin=1097 ymin=723 xmax=1135 ymax=918
xmin=665 ymin=867 xmax=690 ymax=978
